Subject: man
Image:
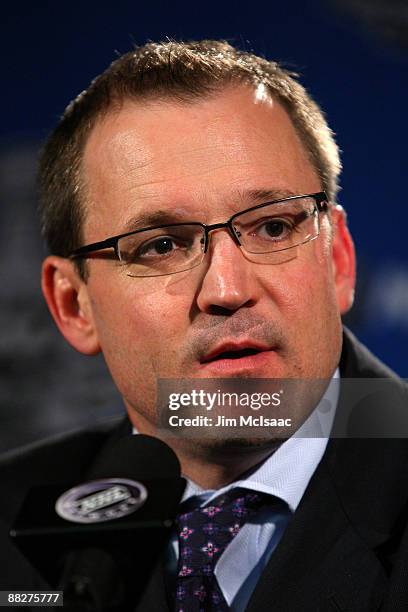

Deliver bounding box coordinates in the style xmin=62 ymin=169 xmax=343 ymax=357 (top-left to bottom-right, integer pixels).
xmin=1 ymin=40 xmax=407 ymax=611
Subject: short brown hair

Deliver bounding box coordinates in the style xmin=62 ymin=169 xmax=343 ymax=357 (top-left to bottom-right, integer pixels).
xmin=38 ymin=39 xmax=341 ymax=275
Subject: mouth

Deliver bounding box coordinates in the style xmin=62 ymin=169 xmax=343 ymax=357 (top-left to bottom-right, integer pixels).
xmin=199 ymin=342 xmax=276 ymax=373
xmin=201 ymin=346 xmax=265 ymax=363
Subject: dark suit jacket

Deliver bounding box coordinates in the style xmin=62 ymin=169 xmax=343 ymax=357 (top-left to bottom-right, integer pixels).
xmin=1 ymin=328 xmax=407 ymax=611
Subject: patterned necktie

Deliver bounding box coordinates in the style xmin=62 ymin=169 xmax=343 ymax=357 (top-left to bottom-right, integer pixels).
xmin=174 ymin=488 xmax=270 ymax=612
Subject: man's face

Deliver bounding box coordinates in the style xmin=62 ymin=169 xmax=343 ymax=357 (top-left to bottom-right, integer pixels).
xmin=76 ymin=86 xmax=354 ymax=433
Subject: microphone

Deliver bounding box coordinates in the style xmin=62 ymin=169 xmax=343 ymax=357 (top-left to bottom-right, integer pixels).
xmin=9 ymin=434 xmax=186 ymax=611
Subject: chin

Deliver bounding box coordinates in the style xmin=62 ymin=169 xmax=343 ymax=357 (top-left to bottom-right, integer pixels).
xmin=173 ymin=435 xmax=285 ymax=459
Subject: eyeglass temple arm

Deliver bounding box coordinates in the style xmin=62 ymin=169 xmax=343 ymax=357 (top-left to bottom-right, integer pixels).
xmin=70 ymin=236 xmax=119 ymax=259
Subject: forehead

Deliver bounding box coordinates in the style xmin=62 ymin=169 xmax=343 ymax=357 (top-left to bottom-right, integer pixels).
xmin=81 ymin=86 xmax=320 ymax=239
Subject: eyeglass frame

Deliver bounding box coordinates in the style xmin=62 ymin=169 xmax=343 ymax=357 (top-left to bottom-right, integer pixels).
xmin=69 ymin=191 xmax=329 ymax=265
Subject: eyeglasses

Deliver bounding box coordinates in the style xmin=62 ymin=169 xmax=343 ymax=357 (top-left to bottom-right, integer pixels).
xmin=70 ymin=192 xmax=328 ymax=277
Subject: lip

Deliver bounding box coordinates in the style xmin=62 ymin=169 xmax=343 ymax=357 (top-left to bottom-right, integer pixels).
xmin=201 ymin=340 xmax=272 ymax=364
xmin=199 ymin=340 xmax=277 ymax=374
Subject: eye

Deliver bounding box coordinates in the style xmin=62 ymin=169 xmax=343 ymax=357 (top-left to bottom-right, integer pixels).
xmin=140 ymin=237 xmax=176 ymax=256
xmin=136 ymin=235 xmax=185 ymax=258
xmin=262 ymin=219 xmax=291 ymax=238
xmin=255 ymin=217 xmax=293 ymax=241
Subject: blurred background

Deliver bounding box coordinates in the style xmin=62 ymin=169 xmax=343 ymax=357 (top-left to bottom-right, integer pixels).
xmin=1 ymin=0 xmax=407 ymax=453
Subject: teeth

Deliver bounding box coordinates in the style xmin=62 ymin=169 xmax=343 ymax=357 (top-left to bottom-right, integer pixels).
xmin=215 ymin=348 xmax=260 ymax=360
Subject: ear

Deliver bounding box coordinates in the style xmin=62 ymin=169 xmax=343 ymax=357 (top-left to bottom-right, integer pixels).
xmin=331 ymin=205 xmax=356 ymax=315
xmin=41 ymin=256 xmax=101 ymax=355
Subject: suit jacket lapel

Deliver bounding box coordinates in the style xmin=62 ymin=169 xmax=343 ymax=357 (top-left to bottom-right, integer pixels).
xmin=245 ymin=446 xmax=389 ymax=612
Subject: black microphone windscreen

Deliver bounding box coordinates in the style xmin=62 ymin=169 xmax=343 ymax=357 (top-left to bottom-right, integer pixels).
xmin=9 ymin=433 xmax=185 ymax=609
xmin=86 ymin=434 xmax=181 ymax=481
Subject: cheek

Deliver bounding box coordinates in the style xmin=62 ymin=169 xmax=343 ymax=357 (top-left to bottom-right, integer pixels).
xmin=257 ymin=240 xmax=341 ymax=361
xmin=87 ymin=278 xmax=192 ymax=420
xmin=259 ymin=239 xmax=336 ymax=314
xmin=89 ymin=274 xmax=191 ymax=371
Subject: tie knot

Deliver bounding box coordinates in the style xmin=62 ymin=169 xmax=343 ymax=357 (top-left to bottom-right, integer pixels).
xmin=175 ymin=488 xmax=273 ymax=577
xmin=177 ymin=487 xmax=269 ymax=524
xmin=215 ymin=488 xmax=268 ymax=512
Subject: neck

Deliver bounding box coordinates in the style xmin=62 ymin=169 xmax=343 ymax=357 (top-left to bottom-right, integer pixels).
xmin=172 ymin=442 xmax=278 ymax=489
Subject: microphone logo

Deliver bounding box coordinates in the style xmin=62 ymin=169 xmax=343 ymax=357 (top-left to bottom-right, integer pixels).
xmin=55 ymin=478 xmax=148 ymax=524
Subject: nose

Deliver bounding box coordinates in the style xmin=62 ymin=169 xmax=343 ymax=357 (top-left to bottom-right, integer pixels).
xmin=195 ymin=229 xmax=258 ymax=314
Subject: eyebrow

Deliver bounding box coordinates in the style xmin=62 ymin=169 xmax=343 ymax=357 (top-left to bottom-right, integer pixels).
xmin=121 ymin=188 xmax=300 ymax=233
xmin=122 ymin=209 xmax=190 ymax=233
xmin=241 ymin=188 xmax=298 ymax=204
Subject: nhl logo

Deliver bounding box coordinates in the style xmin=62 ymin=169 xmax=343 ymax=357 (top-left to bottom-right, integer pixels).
xmin=55 ymin=478 xmax=148 ymax=524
